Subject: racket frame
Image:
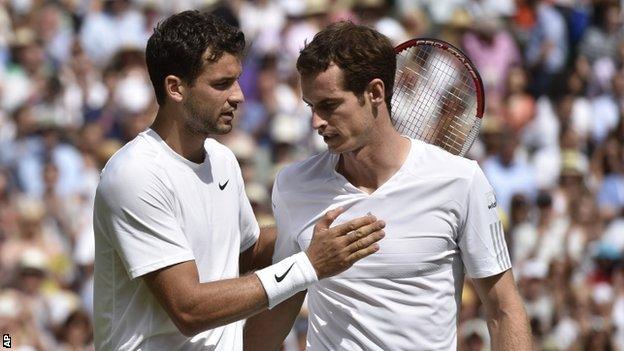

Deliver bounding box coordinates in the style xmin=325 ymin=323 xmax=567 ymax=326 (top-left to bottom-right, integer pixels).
xmin=394 ymin=38 xmax=485 ymax=120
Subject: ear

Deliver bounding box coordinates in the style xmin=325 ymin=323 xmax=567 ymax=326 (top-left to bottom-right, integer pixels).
xmin=164 ymin=75 xmax=185 ymax=103
xmin=367 ymin=78 xmax=385 ymax=107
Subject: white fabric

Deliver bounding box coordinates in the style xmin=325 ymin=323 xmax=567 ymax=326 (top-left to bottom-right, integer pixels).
xmin=532 ymin=146 xmax=561 ymax=189
xmin=613 ymin=295 xmax=624 ymax=349
xmin=522 ymin=96 xmax=559 ymax=151
xmin=591 ymin=95 xmax=620 ymax=143
xmin=255 ymin=251 xmax=318 ymax=309
xmin=93 ymin=129 xmax=260 ymax=351
xmin=272 ymin=138 xmax=510 ymax=350
xmin=511 ymin=217 xmax=569 ymax=268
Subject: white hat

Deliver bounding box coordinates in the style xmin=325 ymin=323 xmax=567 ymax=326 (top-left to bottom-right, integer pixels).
xmin=246 ymin=182 xmax=269 ymax=205
xmin=115 ymin=71 xmax=153 ymax=114
xmin=592 ymin=283 xmax=614 ymax=305
xmin=19 ymin=247 xmax=48 ymax=272
xmin=460 ymin=318 xmax=490 ymax=343
xmin=0 ymin=292 xmax=19 ymax=318
xmin=521 ymin=260 xmax=548 ymax=280
xmin=224 ymin=131 xmax=257 ymax=161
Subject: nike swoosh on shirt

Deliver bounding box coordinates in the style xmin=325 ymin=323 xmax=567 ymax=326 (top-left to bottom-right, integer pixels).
xmin=274 ymin=263 xmax=295 ymax=282
xmin=219 ymin=180 xmax=229 ymax=190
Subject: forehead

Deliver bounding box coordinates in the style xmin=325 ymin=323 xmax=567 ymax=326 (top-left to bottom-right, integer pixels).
xmin=301 ymin=64 xmax=347 ymax=102
xmin=200 ymin=52 xmax=242 ymax=79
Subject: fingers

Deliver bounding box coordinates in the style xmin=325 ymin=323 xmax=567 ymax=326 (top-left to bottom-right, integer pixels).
xmin=307 ymin=212 xmax=387 ymax=279
xmin=330 ymin=214 xmax=380 ymax=237
xmin=343 ymin=220 xmax=386 ymax=244
xmin=314 ymin=207 xmax=346 ymax=231
xmin=346 ymin=229 xmax=385 ymax=254
xmin=347 ymin=229 xmax=384 ymax=262
xmin=347 ymin=242 xmax=381 ymax=263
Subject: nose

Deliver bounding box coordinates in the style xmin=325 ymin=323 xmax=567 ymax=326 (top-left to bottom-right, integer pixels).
xmin=228 ymin=81 xmax=244 ymax=105
xmin=311 ymin=110 xmax=326 ymax=130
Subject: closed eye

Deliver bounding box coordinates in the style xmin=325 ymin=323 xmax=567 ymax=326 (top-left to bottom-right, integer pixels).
xmin=304 ymin=100 xmax=341 ymax=113
xmin=212 ymin=79 xmax=235 ymax=90
xmin=317 ymin=101 xmax=340 ymax=112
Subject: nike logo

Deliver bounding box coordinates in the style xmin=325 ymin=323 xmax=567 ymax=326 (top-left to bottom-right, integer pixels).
xmin=218 ymin=180 xmax=229 ymax=190
xmin=274 ymin=263 xmax=295 ymax=282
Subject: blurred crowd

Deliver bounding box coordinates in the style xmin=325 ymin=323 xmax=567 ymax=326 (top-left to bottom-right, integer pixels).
xmin=0 ymin=0 xmax=623 ymax=350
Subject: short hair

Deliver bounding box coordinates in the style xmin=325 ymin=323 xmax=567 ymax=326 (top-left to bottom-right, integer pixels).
xmin=296 ymin=21 xmax=396 ymax=113
xmin=146 ymin=11 xmax=245 ymax=105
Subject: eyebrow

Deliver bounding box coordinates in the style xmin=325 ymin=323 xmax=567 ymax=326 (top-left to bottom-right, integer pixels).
xmin=302 ymin=97 xmax=343 ymax=106
xmin=211 ymin=74 xmax=241 ymax=83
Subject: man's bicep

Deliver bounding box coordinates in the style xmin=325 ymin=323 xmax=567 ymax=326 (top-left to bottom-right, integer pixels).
xmin=471 ymin=269 xmax=519 ymax=312
xmin=143 ymin=261 xmax=199 ymax=327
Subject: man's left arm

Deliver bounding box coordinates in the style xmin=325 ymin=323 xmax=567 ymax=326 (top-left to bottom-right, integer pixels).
xmin=459 ymin=165 xmax=532 ymax=350
xmin=472 ymin=269 xmax=532 ymax=351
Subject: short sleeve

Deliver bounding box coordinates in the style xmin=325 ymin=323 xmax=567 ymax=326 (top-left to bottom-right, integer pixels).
xmin=94 ymin=164 xmax=195 ymax=279
xmin=271 ymin=173 xmax=301 ymax=262
xmin=458 ymin=164 xmax=511 ymax=278
xmin=237 ymin=164 xmax=260 ymax=252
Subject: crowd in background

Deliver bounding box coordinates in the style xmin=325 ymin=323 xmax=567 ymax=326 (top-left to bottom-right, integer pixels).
xmin=0 ymin=0 xmax=623 ymax=350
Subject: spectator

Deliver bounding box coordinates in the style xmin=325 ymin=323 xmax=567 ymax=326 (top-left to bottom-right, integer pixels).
xmin=482 ymin=128 xmax=537 ymax=215
xmin=578 ymin=2 xmax=624 ymax=64
xmin=525 ymin=0 xmax=568 ymax=96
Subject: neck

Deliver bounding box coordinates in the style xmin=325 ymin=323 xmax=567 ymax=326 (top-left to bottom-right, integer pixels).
xmin=337 ymin=122 xmax=411 ymax=194
xmin=151 ymin=105 xmax=206 ymax=163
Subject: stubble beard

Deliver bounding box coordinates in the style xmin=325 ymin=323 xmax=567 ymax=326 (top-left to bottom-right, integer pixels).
xmin=182 ymin=98 xmax=231 ymax=136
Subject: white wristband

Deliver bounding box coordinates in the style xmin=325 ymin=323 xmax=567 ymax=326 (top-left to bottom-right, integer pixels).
xmin=255 ymin=251 xmax=318 ymax=309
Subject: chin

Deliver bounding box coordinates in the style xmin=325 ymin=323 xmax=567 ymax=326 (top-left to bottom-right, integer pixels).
xmin=328 ymin=140 xmax=362 ymax=155
xmin=214 ymin=122 xmax=233 ymax=135
xmin=186 ymin=122 xmax=232 ymax=136
xmin=326 ymin=143 xmax=348 ymax=154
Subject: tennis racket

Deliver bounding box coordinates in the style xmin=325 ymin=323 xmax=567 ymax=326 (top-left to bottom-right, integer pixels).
xmin=392 ymin=38 xmax=485 ymax=157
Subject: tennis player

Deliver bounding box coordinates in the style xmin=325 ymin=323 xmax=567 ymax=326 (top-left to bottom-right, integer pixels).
xmin=93 ymin=12 xmax=385 ymax=350
xmin=244 ymin=22 xmax=532 ymax=350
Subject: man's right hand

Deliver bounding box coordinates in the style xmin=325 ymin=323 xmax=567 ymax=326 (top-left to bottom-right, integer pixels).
xmin=305 ymin=207 xmax=385 ymax=279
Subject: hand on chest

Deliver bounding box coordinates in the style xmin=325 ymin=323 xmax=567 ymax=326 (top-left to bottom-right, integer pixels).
xmin=295 ymin=195 xmax=462 ymax=278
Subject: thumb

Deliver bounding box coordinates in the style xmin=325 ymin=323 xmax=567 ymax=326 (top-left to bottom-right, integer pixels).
xmin=315 ymin=207 xmax=345 ymax=231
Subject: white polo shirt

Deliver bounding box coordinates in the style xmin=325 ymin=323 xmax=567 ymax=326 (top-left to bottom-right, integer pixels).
xmin=93 ymin=129 xmax=259 ymax=350
xmin=272 ymin=138 xmax=510 ymax=350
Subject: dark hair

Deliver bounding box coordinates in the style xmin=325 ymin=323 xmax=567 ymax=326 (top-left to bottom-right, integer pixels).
xmin=296 ymin=21 xmax=396 ymax=113
xmin=146 ymin=10 xmax=245 ymax=105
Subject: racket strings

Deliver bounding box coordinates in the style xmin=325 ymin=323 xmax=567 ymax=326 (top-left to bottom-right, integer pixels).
xmin=392 ymin=45 xmax=480 ymax=156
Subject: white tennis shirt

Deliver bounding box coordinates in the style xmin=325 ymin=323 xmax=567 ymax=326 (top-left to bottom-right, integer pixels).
xmin=93 ymin=129 xmax=259 ymax=350
xmin=272 ymin=138 xmax=510 ymax=350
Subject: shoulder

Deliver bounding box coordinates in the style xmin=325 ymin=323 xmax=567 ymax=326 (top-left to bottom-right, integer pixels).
xmin=274 ymin=151 xmax=333 ymax=194
xmin=97 ymin=133 xmax=169 ymax=203
xmin=409 ymin=139 xmax=479 ymax=182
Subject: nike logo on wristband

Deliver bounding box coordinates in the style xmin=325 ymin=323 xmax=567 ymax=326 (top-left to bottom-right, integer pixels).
xmin=219 ymin=180 xmax=229 ymax=190
xmin=274 ymin=263 xmax=295 ymax=282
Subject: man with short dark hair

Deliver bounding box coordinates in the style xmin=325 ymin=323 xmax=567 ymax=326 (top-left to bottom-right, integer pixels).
xmin=93 ymin=12 xmax=385 ymax=350
xmin=245 ymin=21 xmax=532 ymax=350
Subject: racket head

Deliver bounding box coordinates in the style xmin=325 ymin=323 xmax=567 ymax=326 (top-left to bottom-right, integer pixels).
xmin=392 ymin=38 xmax=485 ymax=157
